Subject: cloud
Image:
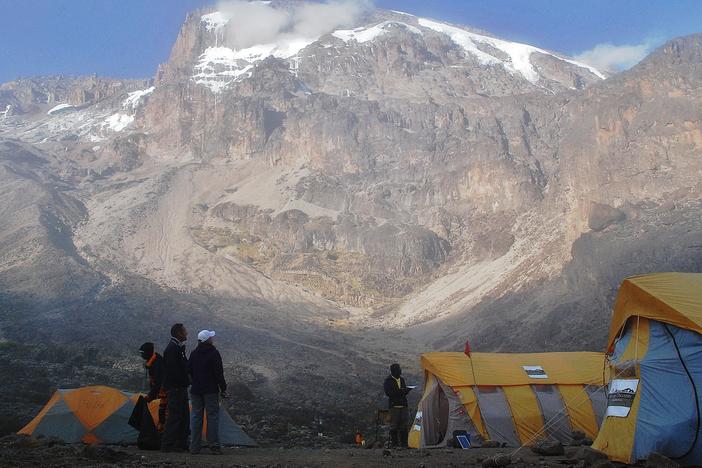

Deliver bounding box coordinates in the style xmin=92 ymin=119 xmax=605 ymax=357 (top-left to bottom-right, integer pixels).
xmin=573 ymin=41 xmax=655 ymax=72
xmin=216 ymin=0 xmax=372 ymax=50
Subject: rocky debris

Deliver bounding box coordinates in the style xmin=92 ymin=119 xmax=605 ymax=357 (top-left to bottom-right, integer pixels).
xmin=531 ymin=439 xmax=565 ymax=456
xmin=573 ymin=446 xmax=610 ymax=467
xmin=81 ymin=444 xmax=131 ymax=463
xmin=645 ymin=452 xmax=680 ymax=468
xmin=0 ymin=434 xmax=137 ymax=467
xmin=481 ymin=440 xmax=503 ymax=448
xmin=481 ymin=453 xmax=512 ymax=467
xmin=570 ymin=431 xmax=593 ymax=446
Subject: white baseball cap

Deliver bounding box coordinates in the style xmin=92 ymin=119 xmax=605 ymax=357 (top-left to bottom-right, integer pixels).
xmin=197 ymin=329 xmax=216 ymax=342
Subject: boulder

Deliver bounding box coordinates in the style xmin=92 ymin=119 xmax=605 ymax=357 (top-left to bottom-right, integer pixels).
xmin=482 ymin=453 xmax=512 ymax=467
xmin=588 ymin=202 xmax=625 ymax=231
xmin=574 ymin=446 xmax=609 ymax=466
xmin=531 ymin=439 xmax=565 ymax=456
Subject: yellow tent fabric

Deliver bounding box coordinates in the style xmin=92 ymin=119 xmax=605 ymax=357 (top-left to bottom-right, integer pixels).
xmin=502 ymin=385 xmax=545 ymax=445
xmin=607 ymin=273 xmax=702 ymax=352
xmin=455 ymin=387 xmax=488 ymax=439
xmin=558 ymin=385 xmax=600 ymax=439
xmin=62 ymin=386 xmax=128 ymax=432
xmin=421 ymin=351 xmax=607 ymax=387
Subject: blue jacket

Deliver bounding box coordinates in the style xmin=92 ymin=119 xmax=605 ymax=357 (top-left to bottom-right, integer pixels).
xmin=188 ymin=342 xmax=227 ymax=395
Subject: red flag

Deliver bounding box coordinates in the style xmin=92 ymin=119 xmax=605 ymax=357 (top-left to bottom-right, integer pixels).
xmin=464 ymin=340 xmax=471 ymax=356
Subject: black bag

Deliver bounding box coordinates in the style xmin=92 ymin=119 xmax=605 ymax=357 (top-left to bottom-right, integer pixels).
xmin=128 ymin=396 xmax=161 ymax=450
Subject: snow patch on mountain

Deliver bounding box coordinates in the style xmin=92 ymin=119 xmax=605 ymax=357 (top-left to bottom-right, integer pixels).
xmin=193 ymin=37 xmax=315 ymax=92
xmin=332 ymin=21 xmax=422 ymax=44
xmin=417 ymin=18 xmax=605 ymax=82
xmin=47 ymin=103 xmax=75 ymax=115
xmin=201 ymin=11 xmax=229 ymax=31
xmin=123 ymin=86 xmax=155 ymax=111
xmin=103 ymin=113 xmax=134 ymax=132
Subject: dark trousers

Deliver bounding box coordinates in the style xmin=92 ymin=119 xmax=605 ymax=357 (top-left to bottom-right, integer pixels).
xmin=389 ymin=407 xmax=409 ymax=447
xmin=161 ymin=387 xmax=190 ymax=450
xmin=190 ymin=392 xmax=220 ymax=452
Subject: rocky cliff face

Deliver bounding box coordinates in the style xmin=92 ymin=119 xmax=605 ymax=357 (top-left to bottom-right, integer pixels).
xmin=0 ymin=2 xmax=701 ymax=438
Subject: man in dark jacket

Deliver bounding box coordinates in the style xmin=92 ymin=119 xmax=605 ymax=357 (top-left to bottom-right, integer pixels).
xmin=188 ymin=329 xmax=228 ymax=455
xmin=384 ymin=363 xmax=412 ymax=448
xmin=139 ymin=342 xmax=167 ymax=431
xmin=161 ymin=323 xmax=190 ymax=452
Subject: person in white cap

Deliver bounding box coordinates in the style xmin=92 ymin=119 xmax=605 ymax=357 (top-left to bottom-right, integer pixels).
xmin=187 ymin=329 xmax=228 ymax=455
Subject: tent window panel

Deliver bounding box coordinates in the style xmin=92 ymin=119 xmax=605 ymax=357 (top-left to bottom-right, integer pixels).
xmin=475 ymin=386 xmax=520 ymax=447
xmin=417 ymin=375 xmax=445 ymax=447
xmin=585 ymin=385 xmax=608 ymax=426
xmin=437 ymin=383 xmax=485 ymax=447
xmin=532 ymin=384 xmax=573 ymax=444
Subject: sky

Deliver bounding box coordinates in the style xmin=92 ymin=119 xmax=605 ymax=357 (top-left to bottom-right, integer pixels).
xmin=0 ymin=0 xmax=700 ymax=83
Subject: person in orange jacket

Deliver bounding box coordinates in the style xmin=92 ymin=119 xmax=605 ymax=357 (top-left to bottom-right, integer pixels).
xmin=139 ymin=342 xmax=167 ymax=431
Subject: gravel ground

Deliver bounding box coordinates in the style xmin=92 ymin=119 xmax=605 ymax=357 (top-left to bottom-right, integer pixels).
xmin=0 ymin=435 xmax=641 ymax=468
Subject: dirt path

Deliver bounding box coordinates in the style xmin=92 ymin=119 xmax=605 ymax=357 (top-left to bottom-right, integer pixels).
xmin=119 ymin=446 xmax=601 ymax=468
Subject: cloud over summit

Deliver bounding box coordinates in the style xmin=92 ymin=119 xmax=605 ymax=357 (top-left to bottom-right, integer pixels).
xmin=216 ymin=0 xmax=372 ymax=50
xmin=574 ymin=41 xmax=655 ymax=72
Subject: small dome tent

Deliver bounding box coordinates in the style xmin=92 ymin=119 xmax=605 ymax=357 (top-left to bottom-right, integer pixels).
xmin=409 ymin=351 xmax=608 ymax=448
xmin=19 ymin=385 xmax=256 ymax=446
xmin=592 ymin=273 xmax=702 ymax=464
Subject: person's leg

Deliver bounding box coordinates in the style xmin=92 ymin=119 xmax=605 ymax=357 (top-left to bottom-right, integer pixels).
xmin=190 ymin=392 xmax=204 ymax=454
xmin=399 ymin=408 xmax=410 ymax=447
xmin=157 ymin=389 xmax=168 ymax=432
xmin=204 ymin=393 xmax=221 ymax=452
xmin=181 ymin=391 xmax=191 ymax=450
xmin=161 ymin=388 xmax=184 ymax=451
xmin=389 ymin=408 xmax=399 ymax=447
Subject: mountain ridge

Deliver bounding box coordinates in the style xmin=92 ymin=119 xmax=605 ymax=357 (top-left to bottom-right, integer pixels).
xmin=0 ymin=4 xmax=701 ymax=439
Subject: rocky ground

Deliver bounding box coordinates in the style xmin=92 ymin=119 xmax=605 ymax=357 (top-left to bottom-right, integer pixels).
xmin=2 ymin=434 xmax=677 ymax=468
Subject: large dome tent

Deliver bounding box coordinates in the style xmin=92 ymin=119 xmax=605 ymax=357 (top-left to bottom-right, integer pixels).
xmin=409 ymin=351 xmax=609 ymax=448
xmin=593 ymin=273 xmax=702 ymax=464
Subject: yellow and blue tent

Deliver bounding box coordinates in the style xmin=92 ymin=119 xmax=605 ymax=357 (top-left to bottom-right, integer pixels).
xmin=409 ymin=351 xmax=609 ymax=448
xmin=593 ymin=272 xmax=702 ymax=464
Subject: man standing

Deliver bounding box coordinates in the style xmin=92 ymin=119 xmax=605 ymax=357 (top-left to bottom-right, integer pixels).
xmin=383 ymin=363 xmax=412 ymax=448
xmin=188 ymin=329 xmax=228 ymax=455
xmin=161 ymin=323 xmax=190 ymax=452
xmin=139 ymin=342 xmax=167 ymax=431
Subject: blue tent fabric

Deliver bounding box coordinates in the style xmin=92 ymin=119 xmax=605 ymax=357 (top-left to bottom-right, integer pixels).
xmin=632 ymin=321 xmax=702 ymax=464
xmin=33 ymin=399 xmax=86 ymax=443
xmin=93 ymin=400 xmax=140 ymax=444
